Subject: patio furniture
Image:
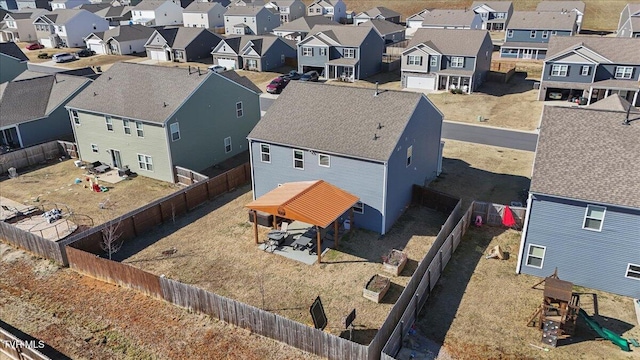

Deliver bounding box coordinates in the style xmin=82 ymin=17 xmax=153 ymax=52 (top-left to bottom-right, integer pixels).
xmin=265 ymin=230 xmax=286 ymax=252
xmin=94 ymin=164 xmax=110 ymax=174
xmin=291 ymin=228 xmax=317 ymax=251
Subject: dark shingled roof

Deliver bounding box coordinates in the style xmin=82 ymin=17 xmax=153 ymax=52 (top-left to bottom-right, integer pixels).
xmin=531 ymin=106 xmax=640 ymax=208
xmin=508 ymin=11 xmax=576 ymax=31
xmin=248 ymin=82 xmax=433 ymax=161
xmin=0 ymin=42 xmax=28 ymax=62
xmin=546 ymin=35 xmax=640 ymax=64
xmin=407 ymin=28 xmax=490 ymax=57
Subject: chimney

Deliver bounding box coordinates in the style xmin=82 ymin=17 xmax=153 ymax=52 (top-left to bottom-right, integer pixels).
xmin=374 ymin=81 xmax=379 ymax=96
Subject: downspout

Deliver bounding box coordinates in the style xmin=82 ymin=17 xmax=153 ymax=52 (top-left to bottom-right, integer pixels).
xmin=248 ymin=139 xmax=257 ymax=200
xmin=381 ymin=161 xmax=388 ymax=235
xmin=515 ymin=192 xmax=534 ymax=273
xmin=69 ymin=109 xmax=81 ymax=160
xmin=163 ymin=122 xmax=175 ymax=183
xmin=15 ymin=126 xmax=24 ymax=148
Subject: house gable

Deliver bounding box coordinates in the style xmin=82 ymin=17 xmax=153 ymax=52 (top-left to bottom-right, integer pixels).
xmin=212 ymin=40 xmax=239 ymax=55
xmin=144 ymin=30 xmax=167 ymax=48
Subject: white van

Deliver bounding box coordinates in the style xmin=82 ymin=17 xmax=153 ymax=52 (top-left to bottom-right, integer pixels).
xmin=52 ymin=53 xmax=75 ymax=63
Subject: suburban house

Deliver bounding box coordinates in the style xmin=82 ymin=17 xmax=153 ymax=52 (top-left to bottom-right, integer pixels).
xmin=33 ymin=9 xmax=109 ymax=48
xmin=77 ymin=4 xmax=133 ymax=27
xmin=264 ymin=0 xmax=306 ymax=24
xmin=471 ymin=1 xmax=513 ymax=31
xmin=211 ymin=34 xmax=295 ymax=71
xmin=272 ymin=15 xmax=338 ymax=42
xmin=306 ymin=0 xmax=346 ymax=23
xmin=421 ymin=9 xmax=483 ymax=30
xmin=130 ymin=0 xmax=182 ymax=26
xmin=84 ymin=24 xmax=155 ymax=55
xmin=500 ymin=11 xmax=577 ymax=60
xmin=65 ymin=62 xmax=262 ymax=183
xmin=110 ymin=0 xmax=141 ymax=6
xmin=406 ymin=9 xmax=430 ymax=29
xmin=537 ymin=36 xmax=640 ymax=106
xmin=0 ymin=42 xmax=28 ymax=83
xmin=0 ymin=72 xmax=90 ymax=149
xmin=0 ymin=9 xmax=46 ymax=42
xmin=357 ymin=19 xmax=405 ymax=44
xmin=223 ymin=5 xmax=279 ymax=35
xmin=247 ymin=82 xmax=444 ymax=234
xmin=353 ymin=6 xmax=401 ymax=25
xmin=516 ymin=104 xmax=640 ymax=299
xmin=401 ymin=28 xmax=492 ymax=93
xmin=16 ymin=0 xmax=50 ymax=10
xmin=617 ymin=3 xmax=640 ymax=38
xmin=0 ymin=0 xmax=17 ymax=10
xmin=145 ymin=27 xmax=222 ymax=62
xmin=182 ymin=1 xmax=226 ymax=29
xmin=297 ymin=24 xmax=385 ymax=81
xmin=536 ymin=1 xmax=585 ymax=33
xmin=50 ymin=0 xmax=91 ymax=10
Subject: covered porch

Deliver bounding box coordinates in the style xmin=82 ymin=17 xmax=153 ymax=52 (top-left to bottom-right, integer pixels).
xmin=588 ymin=80 xmax=640 ymax=107
xmin=246 ymin=180 xmax=359 ymax=264
xmin=437 ymin=69 xmax=474 ymax=93
xmin=325 ymin=57 xmax=359 ymax=82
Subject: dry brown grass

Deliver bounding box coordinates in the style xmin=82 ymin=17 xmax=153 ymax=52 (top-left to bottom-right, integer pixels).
xmin=415 ymin=227 xmax=640 ymax=359
xmin=121 ymin=185 xmax=448 ymax=344
xmin=429 ymin=140 xmax=534 ymax=207
xmin=0 ymin=160 xmax=178 ymax=224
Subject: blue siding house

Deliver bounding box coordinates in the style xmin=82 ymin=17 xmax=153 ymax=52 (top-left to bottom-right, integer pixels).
xmin=401 ymin=28 xmax=493 ymax=93
xmin=517 ymin=105 xmax=640 ymax=299
xmin=471 ymin=1 xmax=513 ymax=31
xmin=538 ymin=36 xmax=640 ymax=106
xmin=501 ymin=11 xmax=577 ymax=60
xmin=296 ymin=24 xmax=384 ymax=81
xmin=247 ymin=82 xmax=444 ymax=234
xmin=211 ymin=35 xmax=296 ymax=71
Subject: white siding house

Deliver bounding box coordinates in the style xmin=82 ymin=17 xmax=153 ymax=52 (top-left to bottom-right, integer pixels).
xmin=33 ymin=9 xmax=109 ymax=48
xmin=182 ymin=1 xmax=226 ymax=28
xmin=131 ymin=0 xmax=182 ymax=26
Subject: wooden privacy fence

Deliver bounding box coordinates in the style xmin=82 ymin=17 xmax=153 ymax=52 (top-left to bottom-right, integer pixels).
xmin=472 ymin=201 xmax=526 ymax=228
xmin=381 ymin=202 xmax=473 ymax=359
xmin=0 ymin=221 xmax=67 ymax=265
xmin=0 ymin=141 xmax=77 ymax=174
xmin=0 ymin=326 xmax=51 ymax=360
xmin=174 ymin=166 xmax=209 ymax=186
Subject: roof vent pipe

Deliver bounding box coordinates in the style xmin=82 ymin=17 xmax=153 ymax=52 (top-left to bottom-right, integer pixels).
xmin=374 ymin=81 xmax=379 ymax=96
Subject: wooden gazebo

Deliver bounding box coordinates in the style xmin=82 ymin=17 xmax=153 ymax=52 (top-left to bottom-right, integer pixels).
xmin=246 ymin=180 xmax=359 ymax=264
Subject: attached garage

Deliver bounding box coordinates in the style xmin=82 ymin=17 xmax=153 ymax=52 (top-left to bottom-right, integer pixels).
xmin=149 ymin=49 xmax=168 ymax=61
xmin=40 ymin=38 xmax=52 ymax=48
xmin=87 ymin=41 xmax=105 ymax=55
xmin=406 ymin=75 xmax=436 ymax=90
xmin=217 ymin=58 xmax=237 ymax=70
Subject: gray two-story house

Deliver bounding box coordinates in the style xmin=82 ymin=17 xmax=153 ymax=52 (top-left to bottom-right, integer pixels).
xmin=536 ymin=1 xmax=585 ymax=33
xmin=272 ymin=15 xmax=338 ymax=42
xmin=538 ymin=36 xmax=640 ymax=106
xmin=224 ymin=5 xmax=279 ymax=35
xmin=353 ymin=6 xmax=401 ymax=25
xmin=211 ymin=34 xmax=296 ymax=71
xmin=264 ymin=0 xmax=306 ymax=24
xmin=471 ymin=1 xmax=513 ymax=31
xmin=401 ymin=28 xmax=493 ymax=94
xmin=500 ymin=11 xmax=577 ymax=60
xmin=0 ymin=9 xmax=46 ymax=42
xmin=421 ymin=9 xmax=483 ymax=30
xmin=66 ymin=63 xmax=261 ymax=183
xmin=144 ymin=27 xmax=222 ymax=62
xmin=617 ymin=3 xmax=640 ymax=38
xmin=297 ymin=24 xmax=384 ymax=81
xmin=248 ymin=82 xmax=444 ymax=234
xmin=0 ymin=42 xmax=27 ymax=84
xmin=516 ymin=104 xmax=640 ymax=299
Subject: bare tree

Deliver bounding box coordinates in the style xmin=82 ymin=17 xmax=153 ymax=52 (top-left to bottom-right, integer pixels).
xmin=100 ymin=217 xmax=123 ymax=260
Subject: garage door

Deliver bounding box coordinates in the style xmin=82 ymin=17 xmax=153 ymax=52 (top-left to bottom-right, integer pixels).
xmin=150 ymin=50 xmax=167 ymax=61
xmin=217 ymin=58 xmax=236 ymax=70
xmin=40 ymin=38 xmax=52 ymax=48
xmin=406 ymin=76 xmax=435 ymax=90
xmin=89 ymin=42 xmax=104 ymax=54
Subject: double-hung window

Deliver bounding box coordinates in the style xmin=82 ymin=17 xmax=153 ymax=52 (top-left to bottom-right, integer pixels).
xmin=507 ymin=29 xmax=513 ymax=38
xmin=170 ymin=122 xmax=180 ymax=141
xmin=451 ymin=57 xmax=464 ymax=68
xmin=407 ymin=55 xmax=422 ymax=66
xmin=430 ymin=56 xmax=437 ymax=67
xmin=542 ymin=30 xmax=549 ymax=39
xmin=626 ymin=264 xmax=640 ymax=280
xmin=302 ymin=47 xmax=313 ymax=56
xmin=137 ymin=154 xmax=153 ymax=171
xmin=614 ymin=66 xmax=633 ymax=79
xmin=224 ymin=137 xmax=232 ymax=153
xmin=583 ymin=205 xmax=605 ymax=231
xmin=318 ymin=154 xmax=330 ymax=167
xmin=91 ymin=144 xmax=98 ymax=153
xmin=526 ymin=244 xmax=546 ymax=268
xmin=260 ymin=144 xmax=270 ymax=162
xmin=105 ymin=116 xmax=113 ymax=131
xmin=551 ymin=64 xmax=568 ymax=76
xmin=123 ymin=119 xmax=131 ymax=135
xmin=352 ymin=201 xmax=364 ymax=214
xmin=293 ymin=149 xmax=303 ymax=169
xmin=530 ymin=30 xmax=537 ymax=38
xmin=71 ymin=110 xmax=79 ymax=125
xmin=343 ymin=48 xmax=355 ymax=58
xmin=319 ymin=48 xmax=326 ymax=56
xmin=581 ymin=65 xmax=590 ymax=76
xmin=135 ymin=121 xmax=144 ymax=137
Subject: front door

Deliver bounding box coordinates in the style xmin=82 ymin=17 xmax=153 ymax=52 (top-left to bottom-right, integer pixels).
xmin=522 ymin=49 xmax=533 ymax=59
xmin=110 ymin=149 xmax=122 ymax=169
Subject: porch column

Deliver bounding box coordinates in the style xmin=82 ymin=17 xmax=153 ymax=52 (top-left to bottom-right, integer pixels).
xmin=446 ymin=76 xmax=451 ymax=90
xmin=349 ymin=208 xmax=354 ymax=235
xmin=272 ymin=214 xmax=277 ymax=229
xmin=316 ymin=225 xmax=322 ymax=264
xmin=334 ymin=220 xmax=339 ymax=249
xmin=587 ymin=87 xmax=594 ymax=105
xmin=605 ymin=89 xmax=610 ymax=97
xmin=253 ymin=210 xmax=259 ymax=244
xmin=15 ymin=128 xmax=23 ymax=148
xmin=517 ymin=49 xmax=521 ymax=58
xmin=633 ymin=90 xmax=639 ymax=107
xmin=535 ymin=50 xmax=539 ymax=59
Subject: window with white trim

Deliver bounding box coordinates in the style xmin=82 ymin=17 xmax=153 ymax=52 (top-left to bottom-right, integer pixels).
xmin=451 ymin=57 xmax=464 ymax=68
xmin=496 ymin=12 xmax=504 ymax=19
xmin=430 ymin=56 xmax=437 ymax=67
xmin=407 ymin=55 xmax=422 ymax=66
xmin=170 ymin=122 xmax=180 ymax=141
xmin=530 ymin=30 xmax=537 ymax=38
xmin=526 ymin=244 xmax=546 ymax=268
xmin=224 ymin=136 xmax=232 ymax=153
xmin=507 ymin=29 xmax=513 ymax=38
xmin=352 ymin=201 xmax=364 ymax=214
xmin=137 ymin=154 xmax=153 ymax=171
xmin=625 ymin=263 xmax=640 ymax=280
xmin=302 ymin=47 xmax=313 ymax=56
xmin=318 ymin=154 xmax=330 ymax=167
xmin=319 ymin=47 xmax=326 ymax=56
xmin=583 ymin=205 xmax=605 ymax=231
xmin=614 ymin=66 xmax=633 ymax=79
xmin=581 ymin=65 xmax=590 ymax=76
xmin=123 ymin=119 xmax=131 ymax=135
xmin=406 ymin=145 xmax=412 ymax=167
xmin=135 ymin=121 xmax=144 ymax=137
xmin=551 ymin=30 xmax=557 ymax=35
xmin=91 ymin=144 xmax=98 ymax=153
xmin=542 ymin=30 xmax=549 ymax=39
xmin=236 ymin=102 xmax=243 ymax=117
xmin=260 ymin=143 xmax=270 ymax=162
xmin=105 ymin=116 xmax=113 ymax=131
xmin=343 ymin=48 xmax=355 ymax=58
xmin=71 ymin=110 xmax=79 ymax=125
xmin=293 ymin=149 xmax=303 ymax=169
xmin=551 ymin=64 xmax=568 ymax=76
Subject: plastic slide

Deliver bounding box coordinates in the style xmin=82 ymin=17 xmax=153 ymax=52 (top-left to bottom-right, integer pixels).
xmin=578 ymin=309 xmax=631 ymax=352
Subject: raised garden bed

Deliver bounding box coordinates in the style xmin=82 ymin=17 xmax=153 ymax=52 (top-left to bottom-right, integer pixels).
xmin=382 ymin=249 xmax=407 ymax=276
xmin=363 ymin=274 xmax=391 ymax=303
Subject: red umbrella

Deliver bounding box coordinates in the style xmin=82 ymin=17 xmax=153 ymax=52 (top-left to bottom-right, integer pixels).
xmin=502 ymin=206 xmax=516 ymax=228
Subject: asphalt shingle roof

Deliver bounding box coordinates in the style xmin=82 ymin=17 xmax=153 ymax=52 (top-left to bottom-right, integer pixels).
xmin=225 ymin=5 xmax=277 ymax=16
xmin=421 ymin=9 xmax=478 ymax=27
xmin=273 ymin=15 xmax=338 ymax=32
xmin=359 ymin=6 xmax=401 ymax=19
xmin=132 ymin=0 xmax=170 ymax=11
xmin=305 ymin=24 xmax=374 ymax=47
xmin=0 ymin=42 xmax=28 ymax=61
xmin=407 ymin=28 xmax=490 ymax=57
xmin=184 ymin=1 xmax=221 ymax=13
xmin=531 ymin=106 xmax=640 ymax=208
xmin=508 ymin=11 xmax=576 ymax=30
xmin=39 ymin=9 xmax=86 ymax=25
xmin=150 ymin=27 xmax=220 ymax=50
xmin=248 ymin=82 xmax=428 ymax=162
xmin=536 ymin=1 xmax=585 ymax=14
xmin=471 ymin=1 xmax=513 ymax=12
xmin=103 ymin=24 xmax=155 ymax=42
xmin=586 ymin=94 xmax=639 ymax=112
xmin=546 ymin=35 xmax=640 ymax=64
xmin=358 ymin=18 xmax=405 ymax=36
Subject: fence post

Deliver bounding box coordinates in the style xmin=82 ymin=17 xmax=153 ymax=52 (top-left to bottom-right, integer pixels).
xmin=183 ymin=191 xmax=188 ymax=212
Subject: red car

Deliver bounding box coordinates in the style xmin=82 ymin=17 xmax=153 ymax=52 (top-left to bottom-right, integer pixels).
xmin=26 ymin=42 xmax=44 ymax=50
xmin=266 ymin=76 xmax=290 ymax=94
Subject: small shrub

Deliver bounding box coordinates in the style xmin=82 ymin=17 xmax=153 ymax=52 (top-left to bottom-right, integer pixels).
xmin=450 ymin=88 xmax=464 ymax=94
xmin=37 ymin=53 xmax=50 ymax=59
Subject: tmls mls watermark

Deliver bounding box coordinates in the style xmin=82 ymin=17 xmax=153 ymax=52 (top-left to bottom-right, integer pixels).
xmin=2 ymin=339 xmax=46 ymax=349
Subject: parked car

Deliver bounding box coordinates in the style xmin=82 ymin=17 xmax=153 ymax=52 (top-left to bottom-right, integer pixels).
xmin=52 ymin=53 xmax=76 ymax=63
xmin=76 ymin=49 xmax=95 ymax=57
xmin=26 ymin=42 xmax=44 ymax=50
xmin=300 ymin=70 xmax=319 ymax=82
xmin=208 ymin=65 xmax=227 ymax=73
xmin=284 ymin=70 xmax=301 ymax=80
xmin=266 ymin=76 xmax=290 ymax=94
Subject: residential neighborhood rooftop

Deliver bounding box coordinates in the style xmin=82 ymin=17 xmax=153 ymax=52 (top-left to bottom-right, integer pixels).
xmin=36 ymin=9 xmax=88 ymax=25
xmin=305 ymin=24 xmax=374 ymax=46
xmin=151 ymin=27 xmax=220 ymax=50
xmin=421 ymin=9 xmax=479 ymax=27
xmin=535 ymin=1 xmax=585 ymax=14
xmin=218 ymin=34 xmax=294 ymax=55
xmin=358 ymin=18 xmax=405 ymax=35
xmin=471 ymin=1 xmax=513 ymax=12
xmin=507 ymin=11 xmax=577 ymax=30
xmin=0 ymin=42 xmax=28 ymax=61
xmin=183 ymin=1 xmax=222 ymax=12
xmin=248 ymin=82 xmax=428 ymax=162
xmin=132 ymin=0 xmax=172 ymax=11
xmin=531 ymin=105 xmax=640 ymax=209
xmin=586 ymin=94 xmax=638 ymax=112
xmin=545 ymin=35 xmax=640 ymax=63
xmin=273 ymin=15 xmax=339 ymax=32
xmin=225 ymin=5 xmax=278 ymax=16
xmin=358 ymin=6 xmax=401 ymax=19
xmin=407 ymin=28 xmax=490 ymax=56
